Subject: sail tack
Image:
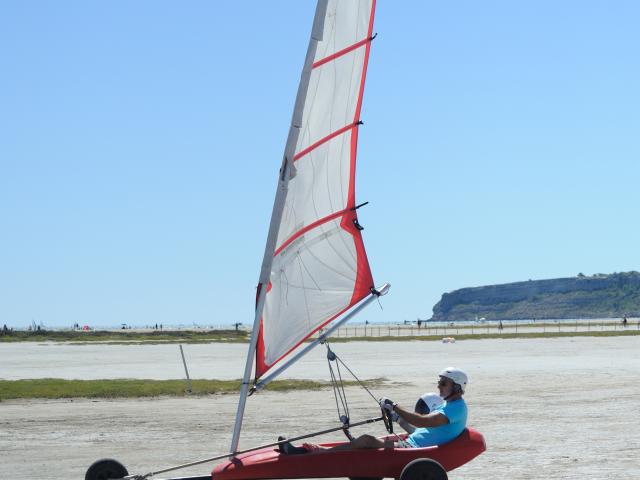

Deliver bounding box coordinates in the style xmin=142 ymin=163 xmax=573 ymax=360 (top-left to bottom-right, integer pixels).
xmin=255 ymin=0 xmax=377 ymax=379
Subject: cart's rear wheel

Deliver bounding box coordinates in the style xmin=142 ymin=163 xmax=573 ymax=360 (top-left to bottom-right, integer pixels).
xmin=85 ymin=458 xmax=128 ymax=480
xmin=399 ymin=459 xmax=447 ymax=480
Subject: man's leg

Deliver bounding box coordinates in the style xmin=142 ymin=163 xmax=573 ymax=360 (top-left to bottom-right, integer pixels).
xmin=282 ymin=434 xmax=394 ymax=454
xmin=326 ymin=434 xmax=390 ymax=451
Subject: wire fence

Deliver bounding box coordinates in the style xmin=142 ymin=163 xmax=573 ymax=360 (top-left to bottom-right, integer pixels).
xmin=6 ymin=318 xmax=639 ymax=339
xmin=324 ymin=318 xmax=640 ymax=339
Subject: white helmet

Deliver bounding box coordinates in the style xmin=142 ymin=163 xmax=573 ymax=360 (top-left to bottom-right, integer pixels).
xmin=419 ymin=392 xmax=444 ymax=413
xmin=439 ymin=367 xmax=468 ymax=393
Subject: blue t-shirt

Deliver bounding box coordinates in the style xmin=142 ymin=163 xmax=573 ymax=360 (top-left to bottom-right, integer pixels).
xmin=406 ymin=398 xmax=467 ymax=447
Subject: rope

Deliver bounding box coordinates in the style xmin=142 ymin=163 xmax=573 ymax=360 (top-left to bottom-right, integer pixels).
xmin=325 ymin=341 xmax=403 ymax=442
xmin=326 ymin=344 xmax=349 ymax=423
xmin=335 ymin=355 xmax=349 ymax=419
xmin=334 ymin=350 xmax=379 ymax=403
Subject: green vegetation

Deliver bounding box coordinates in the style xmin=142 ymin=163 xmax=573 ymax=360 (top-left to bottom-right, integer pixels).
xmin=0 ymin=378 xmax=384 ymax=401
xmin=0 ymin=329 xmax=249 ymax=344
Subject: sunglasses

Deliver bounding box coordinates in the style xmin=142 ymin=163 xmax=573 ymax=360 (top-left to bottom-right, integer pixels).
xmin=437 ymin=379 xmax=450 ymax=387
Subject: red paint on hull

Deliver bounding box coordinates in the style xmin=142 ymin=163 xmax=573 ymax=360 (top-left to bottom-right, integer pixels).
xmin=213 ymin=428 xmax=485 ymax=480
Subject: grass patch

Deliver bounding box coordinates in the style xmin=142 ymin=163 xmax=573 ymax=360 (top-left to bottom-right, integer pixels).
xmin=0 ymin=329 xmax=249 ymax=343
xmin=0 ymin=378 xmax=385 ymax=401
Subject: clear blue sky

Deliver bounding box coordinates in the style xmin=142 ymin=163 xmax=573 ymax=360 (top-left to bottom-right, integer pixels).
xmin=2 ymin=1 xmax=639 ymax=328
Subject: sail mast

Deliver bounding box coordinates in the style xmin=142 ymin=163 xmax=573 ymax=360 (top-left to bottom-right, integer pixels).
xmin=230 ymin=0 xmax=330 ymax=454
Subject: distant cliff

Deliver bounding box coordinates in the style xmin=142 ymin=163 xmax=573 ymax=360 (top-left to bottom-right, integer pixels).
xmin=431 ymin=272 xmax=640 ymax=321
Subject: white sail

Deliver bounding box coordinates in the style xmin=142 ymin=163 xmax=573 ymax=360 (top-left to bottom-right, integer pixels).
xmin=231 ymin=0 xmax=378 ymax=453
xmin=255 ymin=0 xmax=377 ymax=378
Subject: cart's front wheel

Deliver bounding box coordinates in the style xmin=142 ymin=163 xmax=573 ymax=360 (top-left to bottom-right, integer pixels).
xmin=85 ymin=458 xmax=128 ymax=480
xmin=399 ymin=459 xmax=447 ymax=480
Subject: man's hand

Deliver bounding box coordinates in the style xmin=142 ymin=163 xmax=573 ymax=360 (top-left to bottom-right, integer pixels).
xmin=378 ymin=397 xmax=397 ymax=412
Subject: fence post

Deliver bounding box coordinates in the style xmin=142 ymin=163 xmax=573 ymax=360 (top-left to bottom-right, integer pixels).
xmin=179 ymin=344 xmax=192 ymax=394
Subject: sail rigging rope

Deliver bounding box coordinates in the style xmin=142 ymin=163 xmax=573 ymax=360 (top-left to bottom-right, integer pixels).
xmin=326 ymin=344 xmax=350 ymax=425
xmin=325 ymin=342 xmax=378 ymax=403
xmin=324 ymin=341 xmax=402 ymax=441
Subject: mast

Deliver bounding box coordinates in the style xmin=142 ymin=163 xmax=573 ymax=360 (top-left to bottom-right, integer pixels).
xmin=230 ymin=0 xmax=330 ymax=454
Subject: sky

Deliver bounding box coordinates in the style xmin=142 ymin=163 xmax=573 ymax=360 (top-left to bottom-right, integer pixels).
xmin=1 ymin=1 xmax=639 ymax=329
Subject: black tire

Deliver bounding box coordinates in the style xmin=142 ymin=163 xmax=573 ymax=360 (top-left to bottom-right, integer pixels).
xmin=399 ymin=459 xmax=447 ymax=480
xmin=85 ymin=458 xmax=129 ymax=480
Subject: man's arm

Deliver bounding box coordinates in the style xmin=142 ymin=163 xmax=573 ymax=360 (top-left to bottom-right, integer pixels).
xmin=393 ymin=405 xmax=449 ymax=428
xmin=396 ymin=416 xmax=416 ymax=434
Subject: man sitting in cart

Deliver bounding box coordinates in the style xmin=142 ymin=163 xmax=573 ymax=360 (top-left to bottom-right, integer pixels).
xmin=280 ymin=367 xmax=468 ymax=453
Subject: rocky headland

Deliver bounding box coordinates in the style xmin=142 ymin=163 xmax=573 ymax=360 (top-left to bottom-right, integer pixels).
xmin=431 ymin=271 xmax=640 ymax=321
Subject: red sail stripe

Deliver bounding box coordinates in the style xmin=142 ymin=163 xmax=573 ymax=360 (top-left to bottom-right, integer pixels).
xmin=347 ymin=0 xmax=376 ymax=208
xmin=312 ymin=36 xmax=370 ymax=69
xmin=272 ymin=208 xmax=348 ymax=258
xmin=293 ymin=123 xmax=356 ymax=162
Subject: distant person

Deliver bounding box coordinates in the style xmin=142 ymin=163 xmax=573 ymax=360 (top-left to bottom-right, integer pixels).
xmin=280 ymin=367 xmax=468 ymax=453
xmin=498 ymin=320 xmax=504 ymax=331
xmin=622 ymin=316 xmax=628 ymax=327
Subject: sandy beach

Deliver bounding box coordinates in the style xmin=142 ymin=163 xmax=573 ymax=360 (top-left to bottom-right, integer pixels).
xmin=1 ymin=336 xmax=639 ymax=479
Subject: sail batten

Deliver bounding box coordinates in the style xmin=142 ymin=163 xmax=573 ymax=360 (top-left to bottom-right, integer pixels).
xmin=312 ymin=36 xmax=371 ymax=69
xmin=255 ymin=0 xmax=377 ymax=380
xmin=293 ymin=122 xmax=357 ymax=162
